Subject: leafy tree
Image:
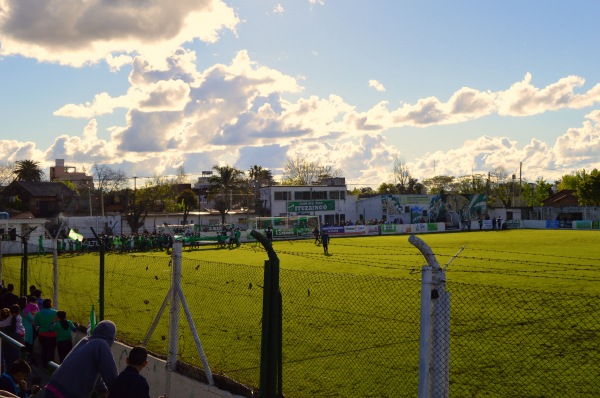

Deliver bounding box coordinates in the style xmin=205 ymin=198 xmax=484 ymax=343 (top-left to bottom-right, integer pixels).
xmin=556 ymin=172 xmax=581 ymax=191
xmin=124 ymin=176 xmax=176 ymax=233
xmin=576 ymin=169 xmax=600 ymax=206
xmin=392 ymin=157 xmax=411 ymax=192
xmin=377 ymin=182 xmax=399 ymax=194
xmin=349 ymin=187 xmax=375 ymax=196
xmin=208 ymin=165 xmax=246 ymax=224
xmin=455 ymin=174 xmax=487 ymax=194
xmin=281 ymin=156 xmax=342 ymax=185
xmin=93 ymin=164 xmax=127 ymax=216
xmin=0 ymin=162 xmax=15 ymax=187
xmin=177 ymin=189 xmax=199 ymax=225
xmin=406 ymin=177 xmax=425 ymax=194
xmin=13 ymin=160 xmax=44 ymax=182
xmin=247 ymin=165 xmax=274 ymax=216
xmin=422 ymin=175 xmax=456 ymax=194
xmin=520 ymin=178 xmax=552 ymax=206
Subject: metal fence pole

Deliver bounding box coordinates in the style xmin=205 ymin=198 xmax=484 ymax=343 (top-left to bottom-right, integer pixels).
xmin=252 ymin=229 xmax=283 ymax=398
xmin=410 ymin=234 xmax=450 ymax=398
xmin=418 ymin=265 xmax=433 ymax=398
xmin=167 ymin=239 xmax=182 ymax=395
xmin=90 ymin=227 xmax=105 ymax=321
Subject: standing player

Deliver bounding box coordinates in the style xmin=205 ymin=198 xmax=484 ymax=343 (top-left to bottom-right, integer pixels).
xmin=321 ymin=231 xmax=330 ymax=255
xmin=312 ymin=226 xmax=321 ymax=244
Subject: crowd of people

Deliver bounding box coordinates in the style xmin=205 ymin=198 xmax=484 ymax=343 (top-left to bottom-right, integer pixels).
xmin=0 ymin=283 xmax=166 ymax=397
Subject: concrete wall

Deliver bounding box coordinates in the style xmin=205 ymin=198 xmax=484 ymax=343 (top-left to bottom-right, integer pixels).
xmin=111 ymin=341 xmax=247 ymax=398
xmin=35 ymin=332 xmax=248 ymax=398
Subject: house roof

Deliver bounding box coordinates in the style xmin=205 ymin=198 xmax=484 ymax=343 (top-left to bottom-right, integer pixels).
xmin=542 ymin=189 xmax=579 ymax=207
xmin=8 ymin=181 xmax=77 ymax=197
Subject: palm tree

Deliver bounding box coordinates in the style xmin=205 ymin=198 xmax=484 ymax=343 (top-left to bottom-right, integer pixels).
xmin=248 ymin=165 xmax=274 ymax=216
xmin=208 ymin=165 xmax=246 ymax=224
xmin=13 ymin=160 xmax=44 ymax=181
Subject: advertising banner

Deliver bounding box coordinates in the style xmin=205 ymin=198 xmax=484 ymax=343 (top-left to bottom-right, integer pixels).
xmin=574 ymin=221 xmax=592 ymax=229
xmin=287 ymin=200 xmax=335 ymax=212
xmin=322 ymin=226 xmax=345 ymax=236
xmin=381 ymin=224 xmax=397 ymax=234
xmin=343 ymin=225 xmax=368 ymax=235
xmin=546 ymin=220 xmax=559 ymax=229
xmin=506 ymin=220 xmax=520 ymax=229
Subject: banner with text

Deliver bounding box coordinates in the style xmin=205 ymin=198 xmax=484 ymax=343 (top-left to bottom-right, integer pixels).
xmin=287 ymin=200 xmax=335 ymax=212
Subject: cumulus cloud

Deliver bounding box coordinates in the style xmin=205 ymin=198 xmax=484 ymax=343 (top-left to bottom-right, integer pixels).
xmin=273 ymin=4 xmax=285 ymax=14
xmin=0 ymin=0 xmax=239 ymax=66
xmin=406 ymin=110 xmax=600 ymax=183
xmin=8 ymin=42 xmax=600 ymax=188
xmin=369 ymin=80 xmax=386 ymax=92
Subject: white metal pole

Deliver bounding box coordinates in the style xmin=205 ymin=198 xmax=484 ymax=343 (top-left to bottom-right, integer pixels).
xmin=167 ymin=239 xmax=182 ymax=395
xmin=53 ymin=239 xmax=58 ymax=309
xmin=418 ymin=265 xmax=433 ymax=398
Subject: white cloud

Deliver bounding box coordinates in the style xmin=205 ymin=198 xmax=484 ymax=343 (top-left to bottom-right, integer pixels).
xmin=369 ymin=80 xmax=386 ymax=92
xmin=406 ymin=110 xmax=600 ymax=183
xmin=9 ymin=43 xmax=600 ymax=188
xmin=273 ymin=4 xmax=285 ymax=14
xmin=0 ymin=0 xmax=239 ymax=67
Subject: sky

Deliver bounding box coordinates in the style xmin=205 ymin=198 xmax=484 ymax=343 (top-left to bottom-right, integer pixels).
xmin=1 ymin=0 xmax=600 ymax=189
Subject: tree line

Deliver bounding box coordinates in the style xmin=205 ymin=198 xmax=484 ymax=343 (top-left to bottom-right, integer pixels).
xmin=2 ymin=158 xmax=600 ymax=230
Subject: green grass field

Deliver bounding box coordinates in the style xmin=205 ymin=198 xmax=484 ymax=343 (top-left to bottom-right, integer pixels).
xmin=2 ymin=229 xmax=599 ymax=397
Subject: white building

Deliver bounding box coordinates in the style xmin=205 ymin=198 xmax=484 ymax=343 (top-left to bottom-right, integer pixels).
xmin=260 ymin=179 xmax=357 ymax=225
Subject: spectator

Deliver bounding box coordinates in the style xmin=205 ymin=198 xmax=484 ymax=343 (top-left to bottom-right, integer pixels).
xmin=45 ymin=320 xmax=119 ymax=398
xmin=109 ymin=346 xmax=167 ymax=398
xmin=33 ymin=290 xmax=44 ymax=309
xmin=0 ymin=360 xmax=41 ymax=397
xmin=50 ymin=311 xmax=77 ymax=363
xmin=0 ymin=304 xmax=25 ymax=370
xmin=22 ymin=296 xmax=39 ymax=354
xmin=34 ymin=299 xmax=58 ymax=367
xmin=0 ymin=285 xmax=18 ymax=310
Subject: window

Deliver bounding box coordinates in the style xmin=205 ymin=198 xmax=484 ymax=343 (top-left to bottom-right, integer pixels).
xmin=329 ymin=191 xmax=345 ymax=200
xmin=274 ymin=191 xmax=291 ymax=201
xmin=294 ymin=191 xmax=311 ymax=200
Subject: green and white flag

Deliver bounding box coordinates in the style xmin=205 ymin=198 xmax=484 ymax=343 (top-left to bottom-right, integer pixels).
xmin=68 ymin=229 xmax=84 ymax=242
xmin=87 ymin=305 xmax=96 ymax=335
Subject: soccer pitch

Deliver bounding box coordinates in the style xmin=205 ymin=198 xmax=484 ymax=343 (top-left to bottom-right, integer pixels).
xmin=3 ymin=229 xmax=599 ymax=397
xmin=195 ymin=229 xmax=600 ymax=295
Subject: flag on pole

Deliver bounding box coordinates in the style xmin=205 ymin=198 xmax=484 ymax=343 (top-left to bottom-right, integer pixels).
xmin=87 ymin=305 xmax=97 ymax=335
xmin=68 ymin=229 xmax=84 ymax=242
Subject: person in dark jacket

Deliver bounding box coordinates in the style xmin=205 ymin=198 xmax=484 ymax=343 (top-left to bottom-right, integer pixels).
xmin=0 ymin=359 xmax=40 ymax=397
xmin=44 ymin=320 xmax=119 ymax=398
xmin=109 ymin=346 xmax=166 ymax=398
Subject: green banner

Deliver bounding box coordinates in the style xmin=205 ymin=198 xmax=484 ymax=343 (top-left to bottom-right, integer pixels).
xmin=287 ymin=200 xmax=335 ymax=212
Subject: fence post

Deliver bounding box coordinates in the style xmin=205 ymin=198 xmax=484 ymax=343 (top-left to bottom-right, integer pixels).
xmin=90 ymin=228 xmax=105 ymax=321
xmin=418 ymin=265 xmax=433 ymax=398
xmin=410 ymin=234 xmax=450 ymax=398
xmin=167 ymin=237 xmax=182 ymax=394
xmin=251 ymin=230 xmax=283 ymax=398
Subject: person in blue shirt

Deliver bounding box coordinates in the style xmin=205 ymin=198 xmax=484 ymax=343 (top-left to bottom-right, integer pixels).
xmin=0 ymin=359 xmax=40 ymax=397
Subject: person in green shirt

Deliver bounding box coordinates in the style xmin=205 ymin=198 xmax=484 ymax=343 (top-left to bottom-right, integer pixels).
xmin=50 ymin=311 xmax=77 ymax=363
xmin=33 ymin=299 xmax=58 ymax=366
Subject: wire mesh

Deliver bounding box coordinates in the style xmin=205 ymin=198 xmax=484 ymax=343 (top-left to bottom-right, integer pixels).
xmin=1 ymin=241 xmax=599 ymax=398
xmin=446 ymin=281 xmax=600 ymax=397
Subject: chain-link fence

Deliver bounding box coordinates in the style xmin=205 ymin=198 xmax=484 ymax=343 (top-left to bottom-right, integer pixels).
xmin=447 ymin=281 xmax=599 ymax=397
xmin=0 ymin=242 xmax=599 ymax=397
